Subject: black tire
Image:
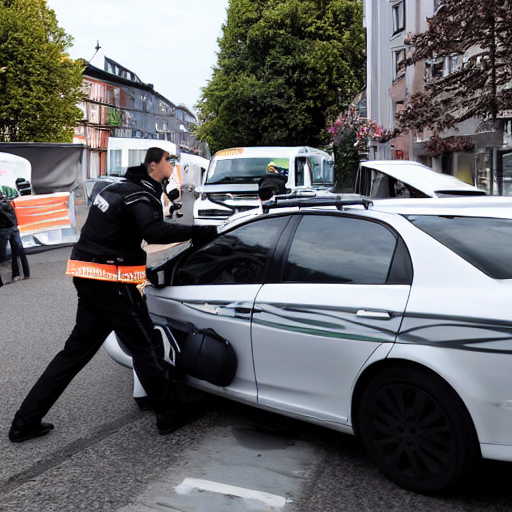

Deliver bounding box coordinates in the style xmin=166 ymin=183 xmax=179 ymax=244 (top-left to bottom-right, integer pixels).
xmin=358 ymin=367 xmax=479 ymax=494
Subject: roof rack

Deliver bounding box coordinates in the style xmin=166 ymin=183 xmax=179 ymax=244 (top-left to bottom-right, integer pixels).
xmin=261 ymin=193 xmax=373 ymax=214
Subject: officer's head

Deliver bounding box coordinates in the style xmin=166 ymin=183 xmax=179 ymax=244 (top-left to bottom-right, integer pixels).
xmin=145 ymin=147 xmax=177 ymax=183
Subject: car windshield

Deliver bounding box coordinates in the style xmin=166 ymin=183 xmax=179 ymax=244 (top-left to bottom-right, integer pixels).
xmin=206 ymin=157 xmax=289 ymax=184
xmin=406 ymin=215 xmax=512 ymax=279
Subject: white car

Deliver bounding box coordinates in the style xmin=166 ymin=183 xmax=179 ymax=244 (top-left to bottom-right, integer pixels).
xmin=105 ymin=193 xmax=512 ymax=494
xmin=355 ymin=160 xmax=486 ymax=198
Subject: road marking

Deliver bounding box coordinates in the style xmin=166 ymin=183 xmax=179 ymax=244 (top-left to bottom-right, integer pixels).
xmin=175 ymin=478 xmax=291 ymax=509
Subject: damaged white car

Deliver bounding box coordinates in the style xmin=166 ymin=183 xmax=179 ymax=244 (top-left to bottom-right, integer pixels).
xmin=104 ymin=192 xmax=512 ymax=494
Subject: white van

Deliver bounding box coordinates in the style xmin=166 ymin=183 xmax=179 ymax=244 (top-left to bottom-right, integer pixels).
xmin=107 ymin=137 xmax=178 ymax=176
xmin=193 ymin=146 xmax=334 ymax=225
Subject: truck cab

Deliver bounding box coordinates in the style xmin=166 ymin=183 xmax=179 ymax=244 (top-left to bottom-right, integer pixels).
xmin=193 ymin=146 xmax=334 ymax=225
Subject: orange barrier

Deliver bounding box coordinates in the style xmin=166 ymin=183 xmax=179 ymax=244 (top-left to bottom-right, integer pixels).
xmin=66 ymin=260 xmax=146 ymax=284
xmin=12 ymin=192 xmax=73 ymax=236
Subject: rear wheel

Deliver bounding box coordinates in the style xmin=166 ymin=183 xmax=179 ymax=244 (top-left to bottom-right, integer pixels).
xmin=358 ymin=367 xmax=479 ymax=494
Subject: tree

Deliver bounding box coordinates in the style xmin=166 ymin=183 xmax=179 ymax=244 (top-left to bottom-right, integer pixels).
xmin=0 ymin=0 xmax=84 ymax=142
xmin=395 ymin=1 xmax=512 ymax=138
xmin=195 ymin=0 xmax=365 ymax=154
xmin=329 ymin=101 xmax=385 ymax=191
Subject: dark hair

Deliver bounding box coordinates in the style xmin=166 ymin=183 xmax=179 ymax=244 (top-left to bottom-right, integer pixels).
xmin=144 ymin=147 xmax=166 ymax=166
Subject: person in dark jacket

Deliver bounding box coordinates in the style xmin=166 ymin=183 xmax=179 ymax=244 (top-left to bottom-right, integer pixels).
xmin=0 ymin=190 xmax=30 ymax=284
xmin=258 ymin=168 xmax=289 ymax=201
xmin=9 ymin=147 xmax=216 ymax=442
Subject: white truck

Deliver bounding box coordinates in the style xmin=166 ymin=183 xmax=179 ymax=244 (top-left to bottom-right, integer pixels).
xmin=193 ymin=146 xmax=334 ymax=225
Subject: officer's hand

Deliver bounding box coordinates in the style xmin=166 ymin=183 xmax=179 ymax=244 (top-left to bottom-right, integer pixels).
xmin=191 ymin=225 xmax=217 ymax=248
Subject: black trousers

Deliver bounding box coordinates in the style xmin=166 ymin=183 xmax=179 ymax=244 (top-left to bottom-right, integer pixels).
xmin=0 ymin=227 xmax=29 ymax=279
xmin=13 ymin=277 xmax=177 ymax=427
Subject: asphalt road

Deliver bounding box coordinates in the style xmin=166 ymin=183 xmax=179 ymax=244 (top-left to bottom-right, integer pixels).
xmin=0 ymin=244 xmax=511 ymax=511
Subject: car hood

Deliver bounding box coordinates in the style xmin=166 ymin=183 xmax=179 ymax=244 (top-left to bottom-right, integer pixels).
xmin=198 ymin=183 xmax=260 ymax=193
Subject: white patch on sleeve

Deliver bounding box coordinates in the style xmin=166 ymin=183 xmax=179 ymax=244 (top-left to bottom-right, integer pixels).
xmin=93 ymin=194 xmax=110 ymax=213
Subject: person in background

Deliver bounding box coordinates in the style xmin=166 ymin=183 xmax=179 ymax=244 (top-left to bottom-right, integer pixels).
xmin=9 ymin=147 xmax=216 ymax=442
xmin=0 ymin=189 xmax=29 ymax=283
xmin=258 ymin=161 xmax=289 ymax=201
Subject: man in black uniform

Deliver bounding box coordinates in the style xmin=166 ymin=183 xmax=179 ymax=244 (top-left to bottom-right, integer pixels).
xmin=9 ymin=147 xmax=215 ymax=442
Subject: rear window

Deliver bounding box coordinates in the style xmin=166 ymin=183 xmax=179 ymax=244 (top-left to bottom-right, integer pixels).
xmin=406 ymin=215 xmax=512 ymax=279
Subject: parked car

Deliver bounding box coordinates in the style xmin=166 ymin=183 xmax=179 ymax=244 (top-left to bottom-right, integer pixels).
xmin=355 ymin=160 xmax=486 ymax=198
xmin=193 ymin=146 xmax=334 ymax=225
xmin=104 ymin=193 xmax=512 ymax=494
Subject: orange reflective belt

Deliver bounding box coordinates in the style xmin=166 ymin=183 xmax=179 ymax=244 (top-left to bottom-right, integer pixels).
xmin=66 ymin=260 xmax=146 ymax=284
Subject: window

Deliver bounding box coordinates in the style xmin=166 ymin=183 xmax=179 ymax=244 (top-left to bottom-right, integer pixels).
xmin=394 ymin=49 xmax=406 ymax=80
xmin=176 ymin=217 xmax=287 ymax=285
xmin=206 ymin=157 xmax=289 ymax=184
xmin=448 ymin=54 xmax=462 ymax=74
xmin=156 ymin=118 xmax=168 ymax=131
xmin=295 ymin=158 xmax=306 ymax=186
xmin=426 ymin=57 xmax=445 ymax=80
xmin=128 ymin=149 xmax=146 ymax=167
xmin=407 ymin=215 xmax=512 ymax=279
xmin=392 ymin=1 xmax=405 ymax=34
xmin=283 ymin=215 xmax=398 ymax=284
xmin=394 ymin=101 xmax=404 ymax=125
xmin=109 ymin=150 xmax=123 ymax=176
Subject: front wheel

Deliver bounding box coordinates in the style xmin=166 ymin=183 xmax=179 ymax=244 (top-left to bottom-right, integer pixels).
xmin=358 ymin=367 xmax=479 ymax=494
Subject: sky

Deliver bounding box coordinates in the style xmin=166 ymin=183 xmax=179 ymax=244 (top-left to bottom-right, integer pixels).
xmin=45 ymin=0 xmax=230 ymax=113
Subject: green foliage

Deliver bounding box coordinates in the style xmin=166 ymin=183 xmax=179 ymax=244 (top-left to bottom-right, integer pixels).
xmin=0 ymin=0 xmax=84 ymax=142
xmin=195 ymin=0 xmax=365 ymax=154
xmin=332 ymin=127 xmax=359 ymax=192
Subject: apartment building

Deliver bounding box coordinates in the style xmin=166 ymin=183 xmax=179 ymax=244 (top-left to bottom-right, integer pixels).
xmin=74 ymin=57 xmax=207 ymax=179
xmin=363 ymin=0 xmax=512 ymax=194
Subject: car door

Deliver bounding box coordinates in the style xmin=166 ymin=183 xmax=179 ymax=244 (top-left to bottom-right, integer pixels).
xmin=146 ymin=215 xmax=290 ymax=403
xmin=251 ymin=213 xmax=413 ymax=424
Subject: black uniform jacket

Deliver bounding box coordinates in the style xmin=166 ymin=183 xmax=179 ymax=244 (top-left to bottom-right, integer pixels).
xmin=71 ymin=165 xmax=192 ymax=267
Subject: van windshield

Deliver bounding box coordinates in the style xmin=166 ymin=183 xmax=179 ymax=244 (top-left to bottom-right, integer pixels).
xmin=206 ymin=157 xmax=289 ymax=184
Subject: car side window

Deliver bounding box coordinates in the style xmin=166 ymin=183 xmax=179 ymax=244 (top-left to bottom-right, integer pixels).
xmin=176 ymin=217 xmax=287 ymax=285
xmin=283 ymin=215 xmax=398 ymax=284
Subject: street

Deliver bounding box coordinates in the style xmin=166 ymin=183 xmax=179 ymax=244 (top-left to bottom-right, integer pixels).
xmin=0 ymin=245 xmax=511 ymax=512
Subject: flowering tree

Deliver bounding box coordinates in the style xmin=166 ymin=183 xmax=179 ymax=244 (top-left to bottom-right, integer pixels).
xmin=329 ymin=105 xmax=385 ymax=155
xmin=329 ymin=104 xmax=386 ymax=191
xmin=396 ymin=1 xmax=512 ymax=138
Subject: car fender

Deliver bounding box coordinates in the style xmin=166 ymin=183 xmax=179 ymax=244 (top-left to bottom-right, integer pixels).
xmin=387 ymin=341 xmax=512 ymax=452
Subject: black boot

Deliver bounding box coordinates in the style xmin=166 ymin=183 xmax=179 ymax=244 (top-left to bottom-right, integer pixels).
xmin=156 ymin=398 xmax=208 ymax=435
xmin=9 ymin=422 xmax=54 ymax=443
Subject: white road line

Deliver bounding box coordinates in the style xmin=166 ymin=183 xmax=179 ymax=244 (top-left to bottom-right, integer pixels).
xmin=175 ymin=478 xmax=291 ymax=509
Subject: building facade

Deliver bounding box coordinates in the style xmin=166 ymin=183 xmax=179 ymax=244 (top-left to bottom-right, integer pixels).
xmin=363 ymin=0 xmax=512 ymax=195
xmin=74 ymin=57 xmax=208 ymax=178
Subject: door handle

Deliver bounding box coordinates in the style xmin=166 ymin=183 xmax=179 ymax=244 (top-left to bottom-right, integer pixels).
xmin=356 ymin=310 xmax=392 ymax=320
xmin=225 ymin=301 xmax=261 ymax=318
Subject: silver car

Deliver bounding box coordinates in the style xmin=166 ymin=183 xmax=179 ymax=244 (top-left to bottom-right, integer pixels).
xmin=105 ymin=194 xmax=512 ymax=494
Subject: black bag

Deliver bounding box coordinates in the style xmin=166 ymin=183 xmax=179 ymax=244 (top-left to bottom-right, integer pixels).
xmin=161 ymin=326 xmax=237 ymax=387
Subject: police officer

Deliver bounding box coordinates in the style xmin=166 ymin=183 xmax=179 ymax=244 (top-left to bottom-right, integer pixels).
xmin=9 ymin=147 xmax=215 ymax=442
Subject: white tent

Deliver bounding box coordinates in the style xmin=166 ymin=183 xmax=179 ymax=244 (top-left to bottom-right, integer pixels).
xmin=0 ymin=153 xmax=31 ymax=197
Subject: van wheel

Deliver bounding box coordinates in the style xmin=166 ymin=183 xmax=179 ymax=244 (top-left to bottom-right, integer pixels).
xmin=358 ymin=367 xmax=479 ymax=494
